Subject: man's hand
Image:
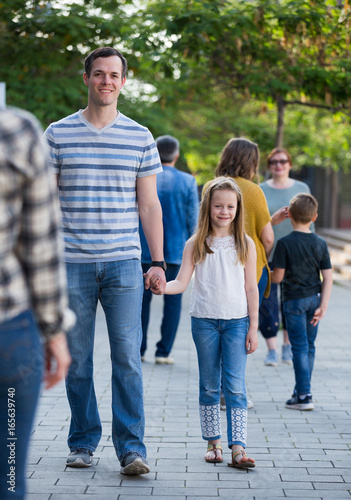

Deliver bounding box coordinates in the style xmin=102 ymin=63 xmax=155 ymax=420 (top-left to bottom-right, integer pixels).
xmin=44 ymin=333 xmax=71 ymax=389
xmin=144 ymin=267 xmax=166 ymax=295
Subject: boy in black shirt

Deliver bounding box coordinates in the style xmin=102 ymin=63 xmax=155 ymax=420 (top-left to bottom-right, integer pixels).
xmin=271 ymin=194 xmax=332 ymax=410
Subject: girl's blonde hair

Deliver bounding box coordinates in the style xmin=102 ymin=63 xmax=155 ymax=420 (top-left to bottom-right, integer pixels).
xmin=193 ymin=177 xmax=249 ymax=265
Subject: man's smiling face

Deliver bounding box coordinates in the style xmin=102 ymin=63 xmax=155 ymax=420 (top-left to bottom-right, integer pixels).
xmin=83 ymin=55 xmax=126 ymax=109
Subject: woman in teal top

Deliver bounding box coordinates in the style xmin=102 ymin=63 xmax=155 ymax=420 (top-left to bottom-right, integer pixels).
xmin=259 ymin=147 xmax=312 ymax=367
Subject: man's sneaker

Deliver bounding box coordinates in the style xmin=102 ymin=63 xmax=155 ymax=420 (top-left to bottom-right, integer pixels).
xmin=285 ymin=394 xmax=314 ymax=411
xmin=282 ymin=344 xmax=293 ymax=364
xmin=155 ymin=356 xmax=174 ymax=365
xmin=66 ymin=448 xmax=93 ymax=468
xmin=120 ymin=452 xmax=150 ymax=475
xmin=264 ymin=349 xmax=278 ymax=367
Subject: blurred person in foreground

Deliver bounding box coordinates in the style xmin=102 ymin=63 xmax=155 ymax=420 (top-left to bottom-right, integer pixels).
xmin=0 ymin=107 xmax=73 ymax=500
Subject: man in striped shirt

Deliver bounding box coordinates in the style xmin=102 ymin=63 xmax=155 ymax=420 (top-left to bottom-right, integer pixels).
xmin=44 ymin=47 xmax=166 ymax=475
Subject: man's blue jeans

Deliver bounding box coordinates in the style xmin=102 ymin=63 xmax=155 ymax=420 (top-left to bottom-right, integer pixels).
xmin=65 ymin=260 xmax=146 ymax=463
xmin=141 ymin=263 xmax=182 ymax=357
xmin=0 ymin=310 xmax=43 ymax=500
xmin=283 ymin=294 xmax=321 ymax=396
xmin=191 ymin=316 xmax=249 ymax=448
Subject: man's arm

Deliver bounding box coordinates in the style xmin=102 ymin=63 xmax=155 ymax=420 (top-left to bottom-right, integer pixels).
xmin=137 ymin=175 xmax=166 ymax=293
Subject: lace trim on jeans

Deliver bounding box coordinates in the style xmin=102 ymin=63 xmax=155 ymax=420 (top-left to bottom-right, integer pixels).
xmin=200 ymin=404 xmax=221 ymax=439
xmin=230 ymin=407 xmax=247 ymax=445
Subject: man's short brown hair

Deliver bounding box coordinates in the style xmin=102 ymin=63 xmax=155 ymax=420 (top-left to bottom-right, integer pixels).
xmin=289 ymin=193 xmax=318 ymax=224
xmin=84 ymin=47 xmax=127 ymax=79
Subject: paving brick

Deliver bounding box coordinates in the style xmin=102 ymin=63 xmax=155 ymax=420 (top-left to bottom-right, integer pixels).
xmin=284 ymin=490 xmax=351 ymax=498
xmin=312 ymin=482 xmax=351 ymax=490
xmin=218 ymin=490 xmax=285 ymax=499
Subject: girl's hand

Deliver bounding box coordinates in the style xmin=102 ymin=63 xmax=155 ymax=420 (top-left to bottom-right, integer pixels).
xmin=245 ymin=327 xmax=258 ymax=354
xmin=149 ymin=274 xmax=160 ymax=290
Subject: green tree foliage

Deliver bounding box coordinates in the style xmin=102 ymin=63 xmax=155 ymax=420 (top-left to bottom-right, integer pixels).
xmin=131 ymin=0 xmax=351 ymax=110
xmin=0 ymin=0 xmax=134 ymax=124
xmin=123 ymin=0 xmax=351 ymax=173
xmin=1 ymin=0 xmax=350 ymax=177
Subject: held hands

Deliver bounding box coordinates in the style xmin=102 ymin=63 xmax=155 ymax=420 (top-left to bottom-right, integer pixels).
xmin=245 ymin=327 xmax=258 ymax=354
xmin=144 ymin=267 xmax=166 ymax=295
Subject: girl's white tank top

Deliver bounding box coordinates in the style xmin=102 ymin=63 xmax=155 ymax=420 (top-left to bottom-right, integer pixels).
xmin=189 ymin=235 xmax=248 ymax=320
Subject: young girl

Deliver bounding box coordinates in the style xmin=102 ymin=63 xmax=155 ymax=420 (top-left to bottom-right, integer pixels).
xmin=152 ymin=177 xmax=258 ymax=468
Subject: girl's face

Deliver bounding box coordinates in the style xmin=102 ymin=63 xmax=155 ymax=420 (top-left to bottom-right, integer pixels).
xmin=210 ymin=189 xmax=238 ymax=234
xmin=268 ymin=152 xmax=292 ymax=179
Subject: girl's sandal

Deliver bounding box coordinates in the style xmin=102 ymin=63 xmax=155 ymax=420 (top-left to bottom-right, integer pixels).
xmin=227 ymin=450 xmax=255 ymax=469
xmin=204 ymin=443 xmax=223 ymax=463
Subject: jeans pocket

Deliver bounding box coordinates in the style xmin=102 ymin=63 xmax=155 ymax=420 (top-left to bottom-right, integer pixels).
xmin=0 ymin=311 xmax=43 ymax=385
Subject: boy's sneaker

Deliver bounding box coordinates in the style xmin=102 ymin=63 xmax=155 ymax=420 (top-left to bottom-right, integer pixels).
xmin=66 ymin=448 xmax=93 ymax=468
xmin=264 ymin=349 xmax=278 ymax=367
xmin=120 ymin=452 xmax=150 ymax=475
xmin=282 ymin=344 xmax=293 ymax=364
xmin=285 ymin=394 xmax=314 ymax=411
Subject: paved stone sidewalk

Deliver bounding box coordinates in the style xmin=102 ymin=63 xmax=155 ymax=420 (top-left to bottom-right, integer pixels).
xmin=27 ymin=283 xmax=351 ymax=499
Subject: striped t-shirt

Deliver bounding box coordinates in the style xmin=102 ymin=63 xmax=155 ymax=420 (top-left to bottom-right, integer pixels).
xmin=44 ymin=110 xmax=162 ymax=263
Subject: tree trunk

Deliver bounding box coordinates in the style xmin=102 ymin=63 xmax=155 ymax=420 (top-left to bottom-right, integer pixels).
xmin=323 ymin=167 xmax=340 ymax=228
xmin=275 ymin=96 xmax=285 ymax=147
xmin=330 ymin=168 xmax=340 ymax=228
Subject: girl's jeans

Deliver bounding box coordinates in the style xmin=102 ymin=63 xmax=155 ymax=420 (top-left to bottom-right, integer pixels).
xmin=191 ymin=316 xmax=249 ymax=448
xmin=283 ymin=294 xmax=321 ymax=395
xmin=0 ymin=310 xmax=43 ymax=500
xmin=65 ymin=260 xmax=146 ymax=463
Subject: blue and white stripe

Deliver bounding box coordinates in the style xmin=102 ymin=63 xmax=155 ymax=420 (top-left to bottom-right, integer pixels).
xmin=44 ymin=110 xmax=162 ymax=262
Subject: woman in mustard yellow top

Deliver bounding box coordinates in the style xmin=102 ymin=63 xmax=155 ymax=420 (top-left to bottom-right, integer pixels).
xmin=215 ymin=138 xmax=274 ymax=304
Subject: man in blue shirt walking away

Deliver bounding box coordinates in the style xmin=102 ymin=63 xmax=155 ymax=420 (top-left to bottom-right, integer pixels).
xmin=140 ymin=135 xmax=199 ymax=364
